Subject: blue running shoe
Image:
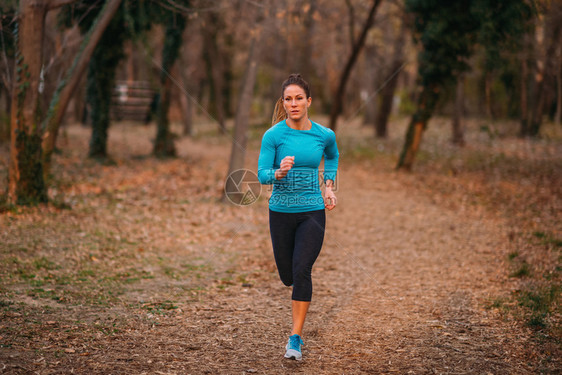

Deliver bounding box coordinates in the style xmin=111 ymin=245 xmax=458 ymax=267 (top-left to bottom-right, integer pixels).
xmin=284 ymin=334 xmax=303 ymax=360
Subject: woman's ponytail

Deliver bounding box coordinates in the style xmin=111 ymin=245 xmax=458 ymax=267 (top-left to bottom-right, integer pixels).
xmin=271 ymin=97 xmax=286 ymax=126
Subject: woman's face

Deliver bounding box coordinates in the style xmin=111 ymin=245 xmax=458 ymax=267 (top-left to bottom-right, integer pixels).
xmin=283 ymin=84 xmax=311 ymax=122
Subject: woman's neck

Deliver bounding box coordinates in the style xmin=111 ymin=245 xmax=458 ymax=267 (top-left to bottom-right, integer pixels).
xmin=286 ymin=118 xmax=311 ymax=130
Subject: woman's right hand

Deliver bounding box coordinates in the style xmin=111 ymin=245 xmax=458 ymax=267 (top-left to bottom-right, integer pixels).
xmin=275 ymin=156 xmax=295 ymax=180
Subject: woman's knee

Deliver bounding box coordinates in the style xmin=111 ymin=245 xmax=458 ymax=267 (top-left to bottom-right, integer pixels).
xmin=278 ymin=272 xmax=293 ymax=287
xmin=292 ymin=266 xmax=312 ymax=284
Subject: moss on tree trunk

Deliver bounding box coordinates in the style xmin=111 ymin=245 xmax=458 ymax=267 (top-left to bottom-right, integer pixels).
xmin=11 ymin=130 xmax=48 ymax=204
xmin=85 ymin=6 xmax=126 ymax=160
xmin=396 ymin=87 xmax=439 ymax=170
xmin=7 ymin=0 xmax=48 ymax=205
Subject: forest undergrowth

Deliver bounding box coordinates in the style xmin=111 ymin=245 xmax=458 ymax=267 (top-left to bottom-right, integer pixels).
xmin=340 ymin=116 xmax=561 ymax=364
xmin=0 ymin=116 xmax=560 ymax=374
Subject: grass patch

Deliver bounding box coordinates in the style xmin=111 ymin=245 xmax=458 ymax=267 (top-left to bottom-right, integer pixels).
xmin=141 ymin=301 xmax=178 ymax=315
xmin=0 ymin=194 xmax=21 ymax=214
xmin=17 ymin=268 xmax=36 ymax=280
xmin=527 ymin=313 xmax=548 ymax=329
xmin=533 ymin=231 xmax=562 ymax=249
xmin=0 ymin=300 xmax=14 ymax=308
xmin=510 ymin=261 xmax=531 ymax=278
xmin=162 ymin=266 xmax=180 ymax=280
xmin=77 ymin=269 xmax=96 ymax=280
xmin=507 ymin=251 xmax=519 ymax=261
xmin=33 ymin=257 xmax=58 ymax=271
xmin=517 ymin=285 xmax=560 ymax=330
xmin=103 ymin=269 xmax=154 ymax=283
xmin=180 ymin=263 xmax=210 ymax=272
xmin=50 ymin=197 xmax=72 ymax=210
xmin=26 ymin=288 xmax=60 ymax=301
xmin=488 ymin=297 xmax=507 ymax=310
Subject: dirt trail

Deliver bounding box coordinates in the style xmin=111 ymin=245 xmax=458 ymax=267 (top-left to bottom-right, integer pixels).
xmin=0 ymin=124 xmax=541 ymax=374
xmin=302 ymin=169 xmax=532 ymax=374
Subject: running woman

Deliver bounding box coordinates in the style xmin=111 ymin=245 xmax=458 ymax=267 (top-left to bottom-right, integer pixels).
xmin=257 ymin=74 xmax=339 ymax=360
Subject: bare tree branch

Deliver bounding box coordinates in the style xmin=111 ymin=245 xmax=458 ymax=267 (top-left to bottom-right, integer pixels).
xmin=47 ymin=0 xmax=79 ymax=11
xmin=329 ymin=0 xmax=383 ymax=130
xmin=42 ymin=0 xmax=124 ymax=171
xmin=155 ymin=0 xmax=232 ymax=14
xmin=345 ymin=0 xmax=356 ymax=46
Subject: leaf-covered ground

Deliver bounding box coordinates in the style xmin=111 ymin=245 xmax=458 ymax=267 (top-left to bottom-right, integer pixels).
xmin=0 ymin=118 xmax=560 ymax=374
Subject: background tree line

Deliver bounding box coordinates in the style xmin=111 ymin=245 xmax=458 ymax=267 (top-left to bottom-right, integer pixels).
xmin=0 ymin=0 xmax=560 ymax=205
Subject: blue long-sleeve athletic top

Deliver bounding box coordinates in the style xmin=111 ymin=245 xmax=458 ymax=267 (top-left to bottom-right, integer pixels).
xmin=257 ymin=119 xmax=339 ymax=213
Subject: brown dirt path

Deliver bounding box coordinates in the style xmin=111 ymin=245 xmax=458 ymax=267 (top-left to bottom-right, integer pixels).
xmin=0 ymin=123 xmax=548 ymax=374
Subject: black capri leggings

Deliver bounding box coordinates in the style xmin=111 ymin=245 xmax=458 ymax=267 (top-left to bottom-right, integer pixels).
xmin=268 ymin=209 xmax=326 ymax=302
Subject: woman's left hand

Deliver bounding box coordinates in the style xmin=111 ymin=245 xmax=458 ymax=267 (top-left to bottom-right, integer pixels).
xmin=324 ymin=188 xmax=337 ymax=211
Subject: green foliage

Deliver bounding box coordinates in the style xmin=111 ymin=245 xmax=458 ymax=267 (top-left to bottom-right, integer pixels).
xmin=406 ymin=0 xmax=533 ymax=89
xmin=406 ymin=1 xmax=478 ymax=88
xmin=57 ymin=1 xmax=154 ymax=158
xmin=160 ymin=13 xmax=186 ymax=82
xmin=398 ymin=0 xmax=534 ymax=169
xmin=57 ymin=0 xmax=190 ymax=158
xmin=59 ymin=0 xmax=157 ymax=158
xmin=58 ymin=0 xmax=149 ymax=37
xmin=473 ymin=0 xmax=535 ymax=72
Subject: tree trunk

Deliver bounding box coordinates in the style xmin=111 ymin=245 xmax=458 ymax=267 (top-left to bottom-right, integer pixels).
xmin=87 ymin=6 xmax=127 ymax=160
xmin=298 ymin=0 xmax=316 ymax=82
xmin=87 ymin=61 xmax=113 ymax=159
xmin=396 ymin=86 xmax=439 ymax=171
xmin=178 ymin=57 xmax=194 ymax=137
xmin=451 ymin=75 xmax=465 ymax=146
xmin=125 ymin=42 xmax=136 ymax=84
xmin=8 ymin=0 xmax=49 ymax=205
xmin=154 ymin=76 xmax=175 ymax=156
xmin=0 ymin=84 xmax=11 ymax=142
xmin=222 ymin=33 xmax=235 ymax=118
xmin=72 ymin=78 xmax=86 ymax=124
xmin=1 ymin=15 xmax=14 ymax=142
xmin=179 ymin=87 xmax=193 ymax=136
xmin=224 ymin=28 xmax=263 ymax=202
xmin=374 ymin=79 xmax=394 ymax=138
xmin=329 ymin=0 xmax=382 ymax=131
xmin=202 ymin=13 xmax=226 ymax=134
xmin=153 ymin=13 xmax=186 ymax=157
xmin=42 ymin=0 xmax=122 ymax=171
xmin=362 ymin=45 xmax=377 ymax=126
xmin=484 ymin=71 xmax=494 ymax=120
xmin=528 ymin=18 xmax=562 ymax=136
xmin=554 ymin=56 xmax=562 ymax=125
xmin=375 ymin=21 xmax=406 ymax=138
xmin=345 ymin=0 xmax=356 ymax=47
xmin=399 ymin=120 xmax=425 ymax=171
xmin=520 ymin=52 xmax=529 ymax=136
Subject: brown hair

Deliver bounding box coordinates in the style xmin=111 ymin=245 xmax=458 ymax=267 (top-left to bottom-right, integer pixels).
xmin=271 ymin=74 xmax=311 ymax=125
